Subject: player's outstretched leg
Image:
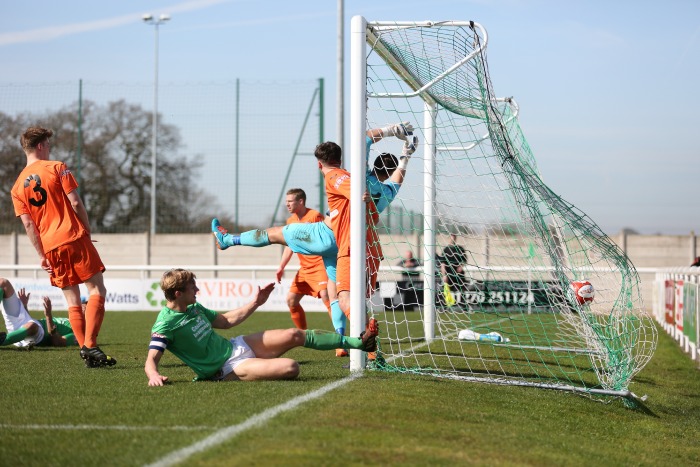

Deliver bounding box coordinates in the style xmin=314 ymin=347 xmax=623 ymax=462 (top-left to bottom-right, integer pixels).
xmin=212 ymin=218 xmax=276 ymax=251
xmin=299 ymin=324 xmax=378 ymax=352
xmin=212 ymin=218 xmax=233 ymax=250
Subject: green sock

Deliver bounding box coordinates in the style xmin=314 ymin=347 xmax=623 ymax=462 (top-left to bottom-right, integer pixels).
xmin=304 ymin=330 xmax=363 ymax=350
xmin=240 ymin=230 xmax=270 ymax=247
xmin=3 ymin=327 xmax=31 ymax=345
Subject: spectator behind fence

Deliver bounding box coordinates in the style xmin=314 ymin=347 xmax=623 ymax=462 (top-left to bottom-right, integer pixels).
xmin=397 ymin=250 xmax=420 ymax=279
xmin=439 ymin=234 xmax=468 ymax=289
xmin=692 ymin=256 xmax=700 ymax=267
xmin=396 ymin=251 xmax=421 ymax=309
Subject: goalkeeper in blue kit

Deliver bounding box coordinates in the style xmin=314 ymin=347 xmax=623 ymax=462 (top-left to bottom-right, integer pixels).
xmin=144 ymin=269 xmax=378 ymax=385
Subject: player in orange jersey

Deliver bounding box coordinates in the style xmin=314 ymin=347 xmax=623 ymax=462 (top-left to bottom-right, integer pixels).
xmin=10 ymin=127 xmax=116 ymax=368
xmin=315 ymin=122 xmax=417 ymax=331
xmin=276 ymin=190 xmax=340 ymax=343
xmin=213 ymin=123 xmax=416 ymax=359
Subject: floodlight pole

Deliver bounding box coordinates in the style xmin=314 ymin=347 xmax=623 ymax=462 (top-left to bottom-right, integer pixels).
xmin=336 ymin=0 xmax=344 ymax=162
xmin=143 ymin=13 xmax=170 ymax=235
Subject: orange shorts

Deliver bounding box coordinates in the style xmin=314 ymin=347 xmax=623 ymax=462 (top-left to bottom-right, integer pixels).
xmin=289 ymin=271 xmax=328 ymax=299
xmin=335 ymin=254 xmax=380 ymax=298
xmin=46 ymin=235 xmax=105 ymax=288
xmin=335 ymin=255 xmax=351 ymax=294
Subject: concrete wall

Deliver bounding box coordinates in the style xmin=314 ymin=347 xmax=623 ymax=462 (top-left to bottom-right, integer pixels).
xmin=1 ymin=231 xmax=697 ymax=311
xmin=0 ymin=232 xmax=285 ymax=280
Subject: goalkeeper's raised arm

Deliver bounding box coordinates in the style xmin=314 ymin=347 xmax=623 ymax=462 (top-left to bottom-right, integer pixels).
xmin=366 ymin=122 xmax=418 ymax=186
xmin=364 ymin=122 xmax=419 ymax=213
xmin=368 ymin=121 xmax=414 ymax=143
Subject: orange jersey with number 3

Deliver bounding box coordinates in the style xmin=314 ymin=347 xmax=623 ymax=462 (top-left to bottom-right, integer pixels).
xmin=11 ymin=160 xmax=87 ymax=253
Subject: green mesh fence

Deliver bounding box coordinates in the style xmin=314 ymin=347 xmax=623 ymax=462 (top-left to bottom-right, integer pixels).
xmin=0 ymin=80 xmax=322 ymax=233
xmin=363 ymin=20 xmax=657 ymax=401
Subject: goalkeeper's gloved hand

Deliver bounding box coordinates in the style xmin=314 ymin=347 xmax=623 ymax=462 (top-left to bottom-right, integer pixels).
xmin=399 ymin=135 xmax=419 ymax=170
xmin=381 ymin=121 xmax=414 ymax=141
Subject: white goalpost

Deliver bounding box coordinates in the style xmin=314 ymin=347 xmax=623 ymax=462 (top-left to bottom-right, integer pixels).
xmin=348 ymin=14 xmax=369 ymax=371
xmin=348 ymin=16 xmax=657 ymax=403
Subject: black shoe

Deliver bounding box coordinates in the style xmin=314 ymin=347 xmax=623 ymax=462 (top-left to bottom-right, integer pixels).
xmin=81 ymin=345 xmax=117 ymax=367
xmin=80 ymin=346 xmax=98 ymax=368
xmin=360 ymin=318 xmax=379 ymax=352
xmin=0 ymin=332 xmax=6 ymax=346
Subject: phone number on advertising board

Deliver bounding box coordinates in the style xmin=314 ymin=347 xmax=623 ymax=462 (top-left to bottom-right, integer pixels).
xmin=462 ymin=291 xmax=534 ymax=305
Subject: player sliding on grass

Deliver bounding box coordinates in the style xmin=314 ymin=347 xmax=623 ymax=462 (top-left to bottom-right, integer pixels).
xmin=144 ymin=268 xmax=378 ymax=385
xmin=212 ymin=122 xmax=417 ymax=340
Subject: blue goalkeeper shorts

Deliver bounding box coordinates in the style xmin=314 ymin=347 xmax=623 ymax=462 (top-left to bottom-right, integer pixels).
xmin=283 ymin=222 xmax=338 ymax=281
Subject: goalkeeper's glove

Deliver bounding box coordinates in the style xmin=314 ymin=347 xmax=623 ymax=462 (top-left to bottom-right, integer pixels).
xmin=398 ymin=135 xmax=419 ymax=170
xmin=380 ymin=121 xmax=414 ymax=141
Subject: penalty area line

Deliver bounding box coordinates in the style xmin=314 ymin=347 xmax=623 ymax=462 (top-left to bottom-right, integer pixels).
xmin=146 ymin=371 xmax=364 ymax=467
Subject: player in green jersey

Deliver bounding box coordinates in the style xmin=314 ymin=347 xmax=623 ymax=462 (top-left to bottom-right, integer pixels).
xmin=0 ymin=277 xmax=77 ymax=348
xmin=145 ymin=268 xmax=378 ymax=385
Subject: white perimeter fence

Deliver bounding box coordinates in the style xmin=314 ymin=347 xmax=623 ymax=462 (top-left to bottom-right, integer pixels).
xmin=652 ymin=267 xmax=700 ymax=362
xmin=2 ymin=264 xmax=699 ymax=363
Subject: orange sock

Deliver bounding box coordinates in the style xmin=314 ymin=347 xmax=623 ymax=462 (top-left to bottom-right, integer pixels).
xmin=94 ymin=301 xmax=106 ymax=339
xmin=84 ymin=295 xmax=106 ymax=348
xmin=68 ymin=306 xmax=85 ymax=348
xmin=289 ymin=305 xmax=307 ymax=330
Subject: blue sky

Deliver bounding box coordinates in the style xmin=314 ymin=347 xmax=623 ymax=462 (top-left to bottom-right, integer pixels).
xmin=1 ymin=0 xmax=698 ymax=234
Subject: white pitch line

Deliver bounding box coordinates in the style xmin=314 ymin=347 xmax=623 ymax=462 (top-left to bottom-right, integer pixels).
xmin=145 ymin=371 xmax=364 ymax=467
xmin=147 ymin=316 xmax=511 ymax=466
xmin=0 ymin=424 xmax=214 ymax=431
xmin=3 ymin=317 xmax=511 ymax=464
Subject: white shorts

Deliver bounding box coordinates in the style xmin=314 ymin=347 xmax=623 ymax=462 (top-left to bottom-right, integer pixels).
xmin=214 ymin=335 xmax=256 ymax=381
xmin=2 ymin=294 xmax=44 ymax=348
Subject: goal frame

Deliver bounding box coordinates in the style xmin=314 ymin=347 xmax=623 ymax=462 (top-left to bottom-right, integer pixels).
xmin=347 ymin=16 xmax=651 ymax=403
xmin=349 ymin=16 xmax=489 ymax=371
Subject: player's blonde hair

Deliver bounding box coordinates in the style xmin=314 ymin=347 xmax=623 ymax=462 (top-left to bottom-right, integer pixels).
xmin=161 ymin=268 xmax=196 ymax=301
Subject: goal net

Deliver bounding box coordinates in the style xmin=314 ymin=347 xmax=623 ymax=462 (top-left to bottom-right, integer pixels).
xmin=349 ymin=17 xmax=657 ymax=401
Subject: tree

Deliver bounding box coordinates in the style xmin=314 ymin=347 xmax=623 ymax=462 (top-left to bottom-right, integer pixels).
xmin=0 ymin=100 xmax=228 ymax=233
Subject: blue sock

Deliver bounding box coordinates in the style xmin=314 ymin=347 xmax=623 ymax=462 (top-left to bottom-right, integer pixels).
xmin=240 ymin=230 xmax=271 ymax=247
xmin=228 ymin=235 xmax=241 ymax=246
xmin=331 ymin=300 xmax=346 ymax=333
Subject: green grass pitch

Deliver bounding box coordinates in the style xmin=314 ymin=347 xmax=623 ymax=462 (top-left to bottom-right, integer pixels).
xmin=1 ymin=310 xmax=698 ymax=466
